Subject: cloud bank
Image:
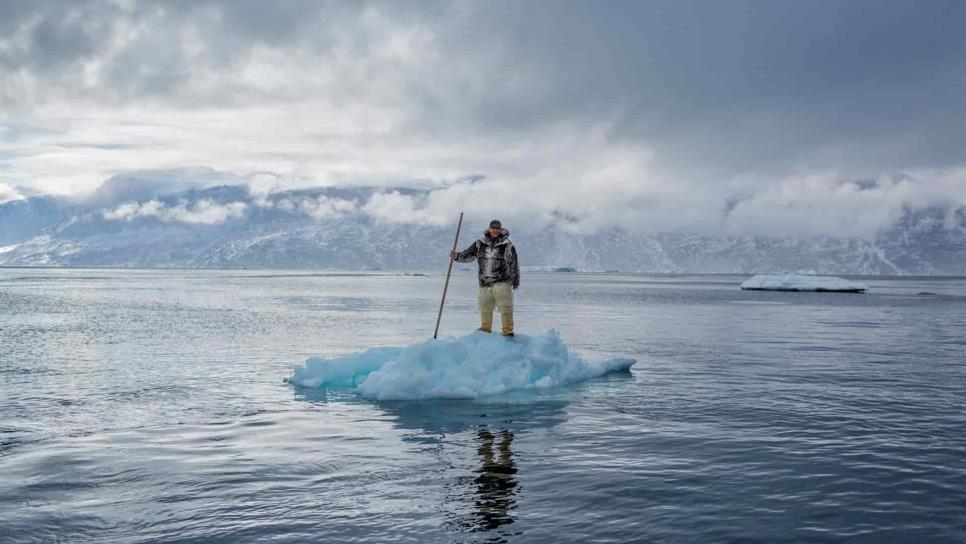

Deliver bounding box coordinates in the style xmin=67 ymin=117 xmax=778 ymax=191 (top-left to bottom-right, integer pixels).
xmin=0 ymin=183 xmax=25 ymax=204
xmin=103 ymin=198 xmax=246 ymax=224
xmin=257 ymin=194 xmax=358 ymax=220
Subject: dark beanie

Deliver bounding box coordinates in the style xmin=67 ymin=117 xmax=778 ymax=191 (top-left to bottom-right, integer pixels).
xmin=489 ymin=219 xmax=502 ymax=229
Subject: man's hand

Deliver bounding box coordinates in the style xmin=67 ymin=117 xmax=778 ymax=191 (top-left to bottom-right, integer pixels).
xmin=450 ymin=250 xmax=459 ymax=260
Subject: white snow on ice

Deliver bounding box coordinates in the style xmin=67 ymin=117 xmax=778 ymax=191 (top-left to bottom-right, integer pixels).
xmin=740 ymin=273 xmax=868 ymax=292
xmin=289 ymin=330 xmax=635 ymax=401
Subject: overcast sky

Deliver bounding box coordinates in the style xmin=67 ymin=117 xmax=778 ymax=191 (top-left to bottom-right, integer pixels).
xmin=2 ymin=0 xmax=965 ymax=236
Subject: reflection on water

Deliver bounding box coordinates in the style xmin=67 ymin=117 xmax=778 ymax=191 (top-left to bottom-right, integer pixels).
xmin=381 ymin=397 xmax=571 ymax=436
xmin=360 ymin=396 xmax=573 ymax=542
xmin=472 ymin=428 xmax=518 ymax=532
xmin=382 ymin=397 xmax=570 ymax=541
xmin=442 ymin=425 xmax=522 ymax=542
xmin=294 ymin=388 xmax=572 ymax=541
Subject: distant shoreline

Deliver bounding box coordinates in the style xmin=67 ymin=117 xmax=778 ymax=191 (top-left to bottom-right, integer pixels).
xmin=1 ymin=265 xmax=964 ymax=280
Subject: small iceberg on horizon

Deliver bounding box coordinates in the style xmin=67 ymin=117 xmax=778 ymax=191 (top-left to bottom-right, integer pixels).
xmin=740 ymin=273 xmax=868 ymax=293
xmin=288 ymin=331 xmax=635 ymax=401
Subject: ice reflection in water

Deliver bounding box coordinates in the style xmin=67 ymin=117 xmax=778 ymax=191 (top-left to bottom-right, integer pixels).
xmin=318 ymin=396 xmax=572 ymax=542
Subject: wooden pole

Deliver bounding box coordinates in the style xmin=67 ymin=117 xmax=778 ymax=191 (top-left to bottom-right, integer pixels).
xmin=434 ymin=212 xmax=464 ymax=339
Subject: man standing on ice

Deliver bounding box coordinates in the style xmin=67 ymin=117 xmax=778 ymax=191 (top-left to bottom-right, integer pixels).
xmin=451 ymin=219 xmax=520 ymax=337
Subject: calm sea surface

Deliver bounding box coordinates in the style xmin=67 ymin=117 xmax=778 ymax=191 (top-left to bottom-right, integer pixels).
xmin=1 ymin=269 xmax=965 ymax=543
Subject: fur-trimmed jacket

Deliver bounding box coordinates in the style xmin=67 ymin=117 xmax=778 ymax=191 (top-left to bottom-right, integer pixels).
xmin=455 ymin=229 xmax=520 ymax=289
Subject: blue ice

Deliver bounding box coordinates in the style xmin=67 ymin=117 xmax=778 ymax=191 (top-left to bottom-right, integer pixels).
xmin=289 ymin=330 xmax=635 ymax=401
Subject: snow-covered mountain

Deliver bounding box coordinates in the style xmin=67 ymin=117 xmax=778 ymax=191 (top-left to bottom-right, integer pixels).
xmin=1 ymin=180 xmax=964 ymax=274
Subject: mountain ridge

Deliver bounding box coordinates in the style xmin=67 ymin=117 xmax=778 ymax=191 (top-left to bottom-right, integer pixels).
xmin=1 ymin=183 xmax=963 ymax=274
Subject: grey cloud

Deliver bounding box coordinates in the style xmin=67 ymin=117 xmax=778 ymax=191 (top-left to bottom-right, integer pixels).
xmin=0 ymin=1 xmax=118 ymax=69
xmin=5 ymin=2 xmax=965 ymax=125
xmin=500 ymin=1 xmax=966 ymax=177
xmin=3 ymin=0 xmax=966 ymax=237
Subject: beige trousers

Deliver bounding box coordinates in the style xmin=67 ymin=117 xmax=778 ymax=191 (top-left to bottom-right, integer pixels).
xmin=479 ymin=281 xmax=514 ymax=334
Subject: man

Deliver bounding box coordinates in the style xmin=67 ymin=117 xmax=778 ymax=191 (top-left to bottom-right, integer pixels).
xmin=451 ymin=219 xmax=520 ymax=337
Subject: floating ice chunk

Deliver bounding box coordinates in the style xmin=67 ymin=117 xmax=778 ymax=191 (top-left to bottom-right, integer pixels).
xmin=740 ymin=273 xmax=867 ymax=293
xmin=289 ymin=331 xmax=635 ymax=401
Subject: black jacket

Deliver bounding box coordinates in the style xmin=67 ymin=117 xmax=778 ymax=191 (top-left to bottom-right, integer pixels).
xmin=455 ymin=229 xmax=520 ymax=289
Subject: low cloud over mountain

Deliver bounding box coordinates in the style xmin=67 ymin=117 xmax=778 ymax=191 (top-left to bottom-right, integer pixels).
xmin=2 ymin=173 xmax=963 ymax=274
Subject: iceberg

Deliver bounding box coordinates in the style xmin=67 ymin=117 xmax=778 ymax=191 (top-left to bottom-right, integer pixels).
xmin=288 ymin=330 xmax=635 ymax=401
xmin=740 ymin=273 xmax=868 ymax=293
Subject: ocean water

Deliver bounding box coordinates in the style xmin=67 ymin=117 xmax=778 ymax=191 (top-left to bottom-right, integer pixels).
xmin=1 ymin=268 xmax=965 ymax=543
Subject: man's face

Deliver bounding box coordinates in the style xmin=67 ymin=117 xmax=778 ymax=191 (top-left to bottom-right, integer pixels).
xmin=488 ymin=226 xmax=502 ymax=237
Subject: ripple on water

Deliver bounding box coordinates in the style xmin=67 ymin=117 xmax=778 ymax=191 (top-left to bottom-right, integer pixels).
xmin=2 ymin=271 xmax=966 ymax=542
